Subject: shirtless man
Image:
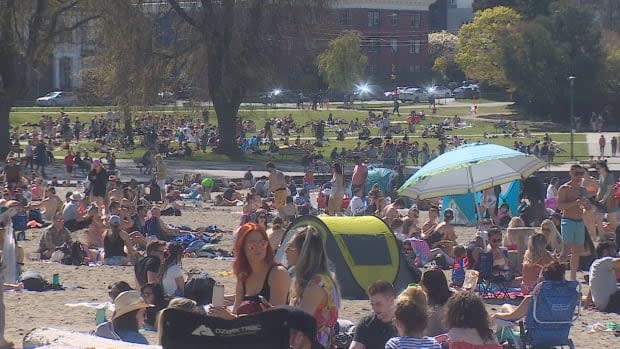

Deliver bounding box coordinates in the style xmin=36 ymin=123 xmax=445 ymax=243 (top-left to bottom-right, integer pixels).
xmin=557 ymin=164 xmax=588 ymax=281
xmin=266 ymin=162 xmax=288 ymax=216
xmin=28 ymin=187 xmax=63 ymax=221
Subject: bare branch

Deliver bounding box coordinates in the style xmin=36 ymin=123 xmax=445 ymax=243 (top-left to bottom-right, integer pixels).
xmin=51 ymin=14 xmax=101 ymax=36
xmin=167 ymin=0 xmax=200 ymax=30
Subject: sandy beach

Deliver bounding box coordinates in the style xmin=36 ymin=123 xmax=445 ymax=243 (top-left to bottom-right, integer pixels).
xmin=5 ymin=201 xmax=620 ymax=348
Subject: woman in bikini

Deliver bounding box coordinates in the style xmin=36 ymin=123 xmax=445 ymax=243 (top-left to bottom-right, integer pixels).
xmin=521 ymin=233 xmax=555 ymax=295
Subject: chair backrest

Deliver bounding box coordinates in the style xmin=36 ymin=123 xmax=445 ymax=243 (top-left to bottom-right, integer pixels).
xmin=159 ymin=307 xmax=290 ymax=349
xmin=524 ymin=280 xmax=580 ymax=347
xmin=478 ymin=252 xmax=494 ymax=279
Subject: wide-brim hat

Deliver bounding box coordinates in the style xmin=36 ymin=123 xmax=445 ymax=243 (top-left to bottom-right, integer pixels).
xmin=112 ymin=291 xmax=153 ymax=320
xmin=70 ymin=192 xmax=84 ymax=201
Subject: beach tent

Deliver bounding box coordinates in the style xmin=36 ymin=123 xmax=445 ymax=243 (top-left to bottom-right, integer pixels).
xmin=364 ymin=166 xmax=394 ymax=194
xmin=442 ymin=193 xmax=477 ymax=226
xmin=275 ymin=215 xmax=420 ymax=299
xmin=441 ymin=180 xmax=521 ymax=226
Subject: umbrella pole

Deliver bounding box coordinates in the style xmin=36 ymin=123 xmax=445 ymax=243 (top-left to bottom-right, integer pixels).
xmin=468 ymin=166 xmax=483 ymax=229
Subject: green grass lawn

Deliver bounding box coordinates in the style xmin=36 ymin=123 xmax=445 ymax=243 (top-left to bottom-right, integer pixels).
xmin=12 ymin=103 xmax=590 ymax=163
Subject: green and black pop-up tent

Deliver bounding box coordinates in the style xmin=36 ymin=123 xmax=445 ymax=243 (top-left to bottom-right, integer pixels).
xmin=275 ymin=215 xmax=420 ymax=299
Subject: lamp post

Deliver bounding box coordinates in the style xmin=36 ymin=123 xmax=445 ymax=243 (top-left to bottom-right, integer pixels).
xmin=568 ymin=76 xmax=576 ymax=160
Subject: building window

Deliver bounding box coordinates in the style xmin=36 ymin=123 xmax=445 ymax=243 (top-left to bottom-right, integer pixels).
xmin=368 ymin=10 xmax=380 ymax=27
xmin=409 ymin=64 xmax=420 ymax=73
xmin=391 ymin=12 xmax=398 ymax=26
xmin=339 ymin=10 xmax=350 ymax=25
xmin=410 ymin=40 xmax=421 ymax=54
xmin=391 ymin=39 xmax=398 ymax=53
xmin=369 ymin=63 xmax=377 ymax=74
xmin=411 ymin=13 xmax=422 ymax=28
xmin=368 ymin=38 xmax=379 ymax=53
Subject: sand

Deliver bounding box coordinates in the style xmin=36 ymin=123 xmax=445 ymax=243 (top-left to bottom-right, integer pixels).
xmin=4 ymin=202 xmax=620 ymax=348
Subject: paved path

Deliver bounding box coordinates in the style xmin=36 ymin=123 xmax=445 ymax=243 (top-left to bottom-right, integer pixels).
xmin=585 ymin=132 xmax=620 ymax=165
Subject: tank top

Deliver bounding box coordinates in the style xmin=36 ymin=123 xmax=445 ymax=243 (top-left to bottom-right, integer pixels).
xmin=103 ymin=232 xmax=126 ymax=257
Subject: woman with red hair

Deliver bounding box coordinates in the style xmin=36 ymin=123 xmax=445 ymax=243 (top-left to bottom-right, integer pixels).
xmin=209 ymin=223 xmax=290 ymax=318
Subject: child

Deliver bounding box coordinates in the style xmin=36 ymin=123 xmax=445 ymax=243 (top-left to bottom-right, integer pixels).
xmin=386 ymin=293 xmax=441 ymax=349
xmin=451 ymin=245 xmax=467 ymax=287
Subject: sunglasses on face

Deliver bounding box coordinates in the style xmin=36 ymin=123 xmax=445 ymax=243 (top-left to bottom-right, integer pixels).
xmin=246 ymin=240 xmax=268 ymax=250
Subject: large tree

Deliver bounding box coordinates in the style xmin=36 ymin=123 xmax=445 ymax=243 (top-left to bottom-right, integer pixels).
xmin=0 ymin=0 xmax=100 ymax=158
xmin=473 ymin=0 xmax=556 ymax=19
xmin=428 ymin=30 xmax=464 ymax=83
xmin=455 ymin=6 xmax=521 ymax=88
xmin=501 ymin=1 xmax=603 ymax=119
xmin=89 ymin=0 xmax=170 ymax=134
xmin=166 ymin=0 xmax=332 ymax=155
xmin=317 ymin=30 xmax=367 ymax=92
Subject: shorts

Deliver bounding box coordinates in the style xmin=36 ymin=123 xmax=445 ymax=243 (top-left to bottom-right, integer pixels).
xmin=104 ymin=256 xmax=124 ymax=265
xmin=274 ymin=189 xmax=287 ymax=210
xmin=561 ymin=218 xmax=585 ymax=245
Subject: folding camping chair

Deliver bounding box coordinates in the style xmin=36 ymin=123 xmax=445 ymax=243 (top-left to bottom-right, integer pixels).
xmin=477 ymin=252 xmax=514 ymax=299
xmin=518 ymin=280 xmax=580 ymax=349
xmin=159 ymin=306 xmax=323 ymax=349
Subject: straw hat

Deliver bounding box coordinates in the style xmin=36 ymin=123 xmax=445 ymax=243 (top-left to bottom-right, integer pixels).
xmin=112 ymin=291 xmax=153 ymax=320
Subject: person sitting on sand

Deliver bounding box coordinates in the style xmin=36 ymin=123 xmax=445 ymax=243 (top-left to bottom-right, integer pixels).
xmin=156 ymin=242 xmax=185 ymax=297
xmin=521 ymin=233 xmax=555 ymax=296
xmin=108 ymin=281 xmax=133 ymax=302
xmin=349 ymin=280 xmax=397 ymax=349
xmin=62 ymin=192 xmax=90 ymax=232
xmin=143 ymin=207 xmax=180 ymax=241
xmin=421 ymin=205 xmax=439 ymax=240
xmin=140 ymin=283 xmax=167 ymax=330
xmin=386 ymin=286 xmax=441 ymax=349
xmin=102 ymin=215 xmax=137 ymax=266
xmin=134 ymin=240 xmax=166 ymax=289
xmin=27 ymin=186 xmax=63 ymax=221
xmin=93 ymin=290 xmax=152 ymax=345
xmin=584 ymin=241 xmax=620 ymax=311
xmin=37 ymin=212 xmax=72 ymax=259
xmin=267 ymin=217 xmax=286 ymax=251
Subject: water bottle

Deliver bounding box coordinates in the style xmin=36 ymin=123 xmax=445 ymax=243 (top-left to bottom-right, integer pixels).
xmin=52 ymin=273 xmax=60 ymax=287
xmin=95 ymin=307 xmax=107 ymax=325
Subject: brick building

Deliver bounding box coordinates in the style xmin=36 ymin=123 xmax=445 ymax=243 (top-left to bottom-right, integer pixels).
xmin=334 ymin=0 xmax=437 ymax=85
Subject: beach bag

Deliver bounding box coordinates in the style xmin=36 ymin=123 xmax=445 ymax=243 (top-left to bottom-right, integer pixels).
xmin=20 ymin=270 xmax=48 ymax=291
xmin=184 ymin=273 xmax=216 ymax=306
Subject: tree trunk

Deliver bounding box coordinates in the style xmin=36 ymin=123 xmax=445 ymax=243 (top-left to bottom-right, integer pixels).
xmin=0 ymin=98 xmax=11 ymax=159
xmin=212 ymin=92 xmax=241 ymax=156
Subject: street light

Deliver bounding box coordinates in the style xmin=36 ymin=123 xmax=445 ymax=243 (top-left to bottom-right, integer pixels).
xmin=568 ymin=76 xmax=576 ymax=160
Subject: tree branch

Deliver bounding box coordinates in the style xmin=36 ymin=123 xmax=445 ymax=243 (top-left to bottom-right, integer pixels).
xmin=167 ymin=0 xmax=200 ymax=30
xmin=51 ymin=14 xmax=101 ymax=36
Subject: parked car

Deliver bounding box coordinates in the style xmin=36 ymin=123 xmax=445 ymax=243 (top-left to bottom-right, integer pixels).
xmin=352 ymin=84 xmax=386 ymax=101
xmin=35 ymin=91 xmax=78 ymax=106
xmin=398 ymin=87 xmax=428 ymax=103
xmin=452 ymin=85 xmax=480 ymax=99
xmin=427 ymin=85 xmax=453 ymax=98
xmin=384 ymin=86 xmax=410 ymax=100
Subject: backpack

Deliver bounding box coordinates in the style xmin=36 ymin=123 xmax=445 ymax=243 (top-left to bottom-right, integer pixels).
xmin=61 ymin=241 xmax=85 ymax=266
xmin=184 ymin=273 xmax=216 ymax=306
xmin=20 ymin=270 xmax=49 ymax=291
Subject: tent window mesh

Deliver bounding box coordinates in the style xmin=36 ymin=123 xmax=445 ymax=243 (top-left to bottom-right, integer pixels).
xmin=340 ymin=234 xmax=392 ymax=265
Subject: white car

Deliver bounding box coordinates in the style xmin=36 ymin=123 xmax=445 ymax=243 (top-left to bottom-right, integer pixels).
xmin=427 ymin=85 xmax=452 ymax=98
xmin=35 ymin=91 xmax=78 ymax=106
xmin=398 ymin=87 xmax=428 ymax=103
